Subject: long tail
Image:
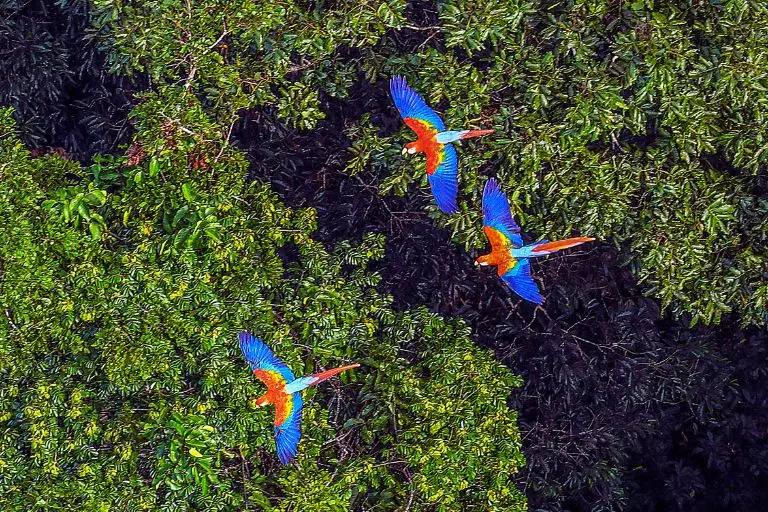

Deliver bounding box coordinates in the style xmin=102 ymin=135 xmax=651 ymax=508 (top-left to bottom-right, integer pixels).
xmin=532 ymin=237 xmax=595 ymax=255
xmin=460 ymin=129 xmax=494 ymax=140
xmin=284 ymin=363 xmax=360 ymax=394
xmin=309 ymin=364 xmax=361 ymax=385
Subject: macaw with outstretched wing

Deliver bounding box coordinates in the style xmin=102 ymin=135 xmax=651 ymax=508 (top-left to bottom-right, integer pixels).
xmin=238 ymin=331 xmax=360 ymax=464
xmin=390 ymin=76 xmax=494 ymax=213
xmin=476 ymin=179 xmax=595 ymax=304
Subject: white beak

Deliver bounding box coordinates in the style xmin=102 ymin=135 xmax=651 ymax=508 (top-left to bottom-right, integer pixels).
xmin=402 ymin=147 xmax=408 ymax=155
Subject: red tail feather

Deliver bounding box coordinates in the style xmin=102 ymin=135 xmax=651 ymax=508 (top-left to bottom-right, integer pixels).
xmin=309 ymin=364 xmax=360 ymax=386
xmin=533 ymin=237 xmax=595 ymax=254
xmin=460 ymin=129 xmax=494 ymax=140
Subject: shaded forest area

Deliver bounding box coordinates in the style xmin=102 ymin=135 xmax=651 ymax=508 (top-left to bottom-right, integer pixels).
xmin=240 ymin=89 xmax=768 ymax=511
xmin=3 ymin=0 xmax=768 ymax=510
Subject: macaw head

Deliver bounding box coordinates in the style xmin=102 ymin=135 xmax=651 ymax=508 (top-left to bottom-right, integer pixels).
xmin=475 ymin=254 xmax=491 ymax=267
xmin=255 ymin=393 xmax=272 ymax=407
xmin=402 ymin=141 xmax=419 ymax=155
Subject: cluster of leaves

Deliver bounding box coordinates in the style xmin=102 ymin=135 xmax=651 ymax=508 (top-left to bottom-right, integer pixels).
xmin=4 ymin=0 xmax=768 ymax=510
xmin=340 ymin=0 xmax=768 ymax=326
xmin=0 ymin=101 xmax=525 ymax=510
xmin=229 ymin=71 xmax=768 ymax=511
xmin=90 ymin=0 xmax=408 ymax=130
xmin=495 ymin=253 xmax=768 ymax=512
xmin=88 ymin=0 xmax=768 ymax=325
xmin=0 ymin=0 xmax=139 ymax=158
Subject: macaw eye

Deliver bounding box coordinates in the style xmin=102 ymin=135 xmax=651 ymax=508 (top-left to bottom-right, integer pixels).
xmin=408 ymin=147 xmax=416 ymax=154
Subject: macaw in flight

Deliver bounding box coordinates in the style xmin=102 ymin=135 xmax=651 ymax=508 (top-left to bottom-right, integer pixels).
xmin=476 ymin=179 xmax=595 ymax=304
xmin=239 ymin=331 xmax=360 ymax=464
xmin=390 ymin=75 xmax=494 ymax=214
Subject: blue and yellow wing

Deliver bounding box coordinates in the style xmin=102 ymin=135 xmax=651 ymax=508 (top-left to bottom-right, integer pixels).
xmin=427 ymin=144 xmax=459 ymax=213
xmin=390 ymin=76 xmax=446 ymax=132
xmin=482 ymin=179 xmax=523 ymax=248
xmin=501 ymin=259 xmax=544 ymax=304
xmin=274 ymin=392 xmax=303 ymax=464
xmin=238 ymin=331 xmax=295 ymax=385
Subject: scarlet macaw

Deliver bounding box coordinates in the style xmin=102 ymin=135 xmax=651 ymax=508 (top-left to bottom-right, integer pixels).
xmin=476 ymin=179 xmax=595 ymax=304
xmin=390 ymin=76 xmax=494 ymax=213
xmin=239 ymin=331 xmax=360 ymax=464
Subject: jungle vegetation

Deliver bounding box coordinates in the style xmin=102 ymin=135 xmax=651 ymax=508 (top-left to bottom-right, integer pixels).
xmin=1 ymin=0 xmax=767 ymax=510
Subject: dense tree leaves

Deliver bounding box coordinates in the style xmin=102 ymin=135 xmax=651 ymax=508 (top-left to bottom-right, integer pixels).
xmin=12 ymin=0 xmax=767 ymax=327
xmin=0 ymin=0 xmax=141 ymax=159
xmin=234 ymin=81 xmax=768 ymax=511
xmin=3 ymin=0 xmax=768 ymax=510
xmin=0 ymin=102 xmax=525 ymax=510
xmin=343 ymin=1 xmax=768 ymax=326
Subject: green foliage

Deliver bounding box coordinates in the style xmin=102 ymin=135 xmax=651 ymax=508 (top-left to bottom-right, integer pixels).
xmin=0 ymin=98 xmax=525 ymax=510
xmin=348 ymin=2 xmax=768 ymax=326
xmin=7 ymin=0 xmax=767 ymax=326
xmin=91 ymin=0 xmax=408 ymax=124
xmin=152 ymin=413 xmax=224 ymax=497
xmin=9 ymin=0 xmax=766 ymax=508
xmin=371 ymin=310 xmax=526 ymax=509
xmin=0 ymin=0 xmax=135 ymax=157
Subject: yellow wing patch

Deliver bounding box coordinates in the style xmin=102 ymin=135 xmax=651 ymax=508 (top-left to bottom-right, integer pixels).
xmin=483 ymin=227 xmax=515 ymax=275
xmin=484 ymin=226 xmax=512 ymax=252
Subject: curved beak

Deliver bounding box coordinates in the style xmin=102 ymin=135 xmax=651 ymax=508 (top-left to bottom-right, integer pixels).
xmin=401 ymin=147 xmax=408 ymax=155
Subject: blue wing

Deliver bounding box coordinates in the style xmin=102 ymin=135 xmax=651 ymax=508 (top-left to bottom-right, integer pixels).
xmin=238 ymin=331 xmax=295 ymax=383
xmin=275 ymin=392 xmax=303 ymax=464
xmin=501 ymin=259 xmax=544 ymax=304
xmin=427 ymin=144 xmax=459 ymax=213
xmin=390 ymin=76 xmax=446 ymax=131
xmin=482 ymin=178 xmax=523 ymax=247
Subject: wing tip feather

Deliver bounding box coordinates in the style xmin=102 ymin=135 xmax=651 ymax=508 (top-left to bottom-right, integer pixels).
xmin=482 ymin=178 xmax=503 ymax=201
xmin=502 ymin=261 xmax=545 ymax=304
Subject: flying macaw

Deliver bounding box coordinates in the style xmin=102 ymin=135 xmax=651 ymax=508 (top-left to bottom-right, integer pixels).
xmin=238 ymin=331 xmax=360 ymax=464
xmin=475 ymin=179 xmax=595 ymax=304
xmin=390 ymin=75 xmax=494 ymax=214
